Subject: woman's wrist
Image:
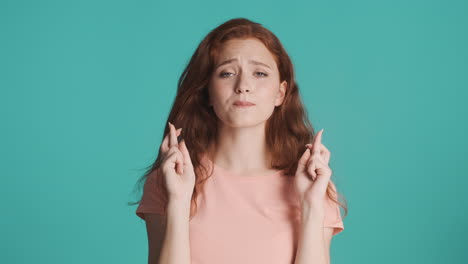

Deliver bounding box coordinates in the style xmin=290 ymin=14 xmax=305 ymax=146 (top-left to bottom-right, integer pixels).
xmin=301 ymin=202 xmax=325 ymax=223
xmin=167 ymin=198 xmax=191 ymax=216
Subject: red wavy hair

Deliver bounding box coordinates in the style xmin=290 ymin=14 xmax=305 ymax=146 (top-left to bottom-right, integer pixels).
xmin=129 ymin=17 xmax=348 ymax=221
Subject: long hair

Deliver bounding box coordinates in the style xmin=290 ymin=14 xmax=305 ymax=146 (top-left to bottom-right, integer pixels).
xmin=129 ymin=17 xmax=348 ymax=221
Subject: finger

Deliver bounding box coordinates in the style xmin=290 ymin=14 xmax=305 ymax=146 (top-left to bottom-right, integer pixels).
xmin=179 ymin=139 xmax=194 ymax=172
xmin=168 ymin=122 xmax=179 ymax=148
xmin=306 ymin=151 xmax=328 ymax=180
xmin=307 ymin=142 xmax=329 ymax=163
xmin=161 ymin=127 xmax=182 ymax=153
xmin=313 ymin=160 xmax=333 ymax=189
xmin=176 ymin=150 xmax=184 ymax=175
xmin=162 ymin=127 xmax=181 ymax=151
xmin=165 ymin=146 xmax=185 ymax=175
xmin=311 ymin=129 xmax=324 ymax=156
xmin=320 ymin=144 xmax=331 ymax=164
xmin=310 ymin=148 xmax=328 ymax=167
xmin=311 ymin=156 xmax=329 ymax=171
xmin=308 ymin=156 xmax=332 ymax=189
xmin=306 ymin=157 xmax=317 ymax=181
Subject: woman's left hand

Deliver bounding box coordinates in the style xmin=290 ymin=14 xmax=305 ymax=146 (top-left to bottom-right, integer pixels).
xmin=294 ymin=129 xmax=332 ymax=210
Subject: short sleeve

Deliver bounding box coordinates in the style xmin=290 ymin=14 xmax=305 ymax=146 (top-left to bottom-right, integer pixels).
xmin=323 ymin=190 xmax=345 ymax=236
xmin=135 ymin=170 xmax=167 ymax=220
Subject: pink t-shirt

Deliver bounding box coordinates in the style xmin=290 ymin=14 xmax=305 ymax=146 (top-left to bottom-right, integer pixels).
xmin=136 ymin=157 xmax=344 ymax=264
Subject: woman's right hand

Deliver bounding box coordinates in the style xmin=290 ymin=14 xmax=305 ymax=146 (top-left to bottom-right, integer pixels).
xmin=159 ymin=121 xmax=196 ymax=205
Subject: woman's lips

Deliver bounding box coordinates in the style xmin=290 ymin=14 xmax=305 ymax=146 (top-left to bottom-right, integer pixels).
xmin=234 ymin=104 xmax=254 ymax=108
xmin=233 ymin=100 xmax=255 ymax=106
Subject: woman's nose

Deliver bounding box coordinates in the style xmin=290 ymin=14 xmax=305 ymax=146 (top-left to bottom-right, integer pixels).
xmin=235 ymin=73 xmax=252 ymax=93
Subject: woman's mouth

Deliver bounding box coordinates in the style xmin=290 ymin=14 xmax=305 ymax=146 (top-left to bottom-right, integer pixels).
xmin=233 ymin=100 xmax=255 ymax=107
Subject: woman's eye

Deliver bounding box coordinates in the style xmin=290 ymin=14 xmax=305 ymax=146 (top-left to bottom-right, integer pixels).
xmin=219 ymin=71 xmax=267 ymax=78
xmin=219 ymin=72 xmax=233 ymax=78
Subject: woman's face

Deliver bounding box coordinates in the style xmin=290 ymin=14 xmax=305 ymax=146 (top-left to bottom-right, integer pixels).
xmin=208 ymin=38 xmax=287 ymax=128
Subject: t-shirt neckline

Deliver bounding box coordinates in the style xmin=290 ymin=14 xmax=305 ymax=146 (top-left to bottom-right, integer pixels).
xmin=212 ymin=161 xmax=283 ymax=180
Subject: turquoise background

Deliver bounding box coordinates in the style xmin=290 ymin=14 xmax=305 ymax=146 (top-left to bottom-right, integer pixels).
xmin=2 ymin=0 xmax=467 ymax=263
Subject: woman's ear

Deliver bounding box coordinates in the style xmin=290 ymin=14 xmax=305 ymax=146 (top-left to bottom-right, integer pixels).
xmin=275 ymin=80 xmax=287 ymax=106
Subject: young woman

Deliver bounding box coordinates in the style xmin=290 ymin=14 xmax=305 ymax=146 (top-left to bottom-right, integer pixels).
xmin=134 ymin=17 xmax=348 ymax=264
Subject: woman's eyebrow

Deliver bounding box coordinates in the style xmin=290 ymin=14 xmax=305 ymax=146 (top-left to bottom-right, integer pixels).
xmin=215 ymin=58 xmax=272 ymax=69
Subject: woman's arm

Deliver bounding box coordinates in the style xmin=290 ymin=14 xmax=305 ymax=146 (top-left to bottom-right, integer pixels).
xmin=294 ymin=205 xmax=329 ymax=264
xmin=158 ymin=199 xmax=191 ymax=264
xmin=144 ymin=214 xmax=167 ymax=264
